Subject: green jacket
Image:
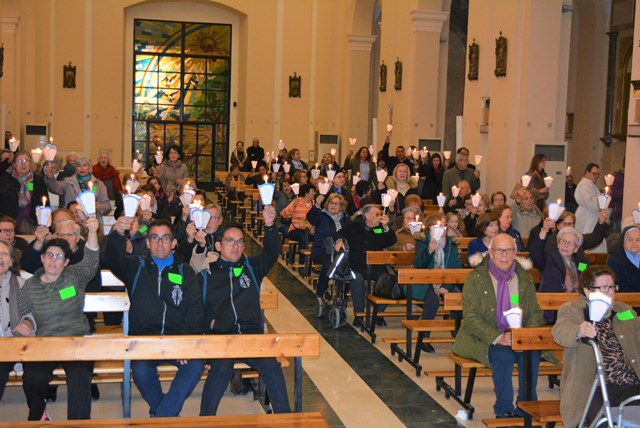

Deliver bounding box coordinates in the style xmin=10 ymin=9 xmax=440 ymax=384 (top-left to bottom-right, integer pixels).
xmin=552 ymin=297 xmax=640 ymax=428
xmin=451 ymin=256 xmax=543 ymax=367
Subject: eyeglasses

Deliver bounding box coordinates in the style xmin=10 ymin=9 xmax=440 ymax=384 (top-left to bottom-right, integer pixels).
xmin=558 ymin=238 xmax=577 ymax=247
xmin=42 ymin=252 xmax=65 ymax=261
xmin=221 ymin=238 xmax=244 ymax=247
xmin=15 ymin=159 xmax=30 ymax=164
xmin=328 ymin=201 xmax=341 ymax=206
xmin=590 ymin=170 xmax=600 ymax=176
xmin=491 ymin=248 xmax=516 ymax=256
xmin=559 ymin=221 xmax=574 ymax=227
xmin=590 ymin=285 xmax=617 ymax=293
xmin=149 ymin=234 xmax=172 ymax=243
xmin=0 ymin=229 xmax=14 ymax=234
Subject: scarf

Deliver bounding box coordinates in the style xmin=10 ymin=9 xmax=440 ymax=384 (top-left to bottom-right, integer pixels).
xmin=563 ymin=259 xmax=578 ymax=292
xmin=323 ymin=209 xmax=344 ymax=232
xmin=92 ymin=164 xmax=123 ymax=193
xmin=12 ymin=168 xmax=33 ymax=208
xmin=76 ymin=173 xmax=92 ymax=191
xmin=488 ymin=258 xmax=516 ymax=333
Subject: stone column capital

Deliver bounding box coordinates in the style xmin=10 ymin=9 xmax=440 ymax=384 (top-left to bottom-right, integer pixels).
xmin=409 ymin=10 xmax=448 ymax=33
xmin=2 ymin=17 xmax=19 ymax=34
xmin=347 ymin=34 xmax=377 ymax=52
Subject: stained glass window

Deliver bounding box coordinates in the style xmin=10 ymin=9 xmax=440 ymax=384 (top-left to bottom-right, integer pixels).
xmin=133 ymin=19 xmax=231 ymax=188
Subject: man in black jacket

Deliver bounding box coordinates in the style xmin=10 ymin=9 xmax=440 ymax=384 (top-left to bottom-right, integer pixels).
xmin=199 ymin=205 xmax=290 ymax=416
xmin=105 ymin=217 xmax=205 ymax=417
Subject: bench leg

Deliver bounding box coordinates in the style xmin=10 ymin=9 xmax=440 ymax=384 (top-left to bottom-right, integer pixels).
xmin=294 ymin=357 xmax=302 ymax=412
xmin=122 ymin=359 xmax=131 ymax=418
xmin=463 ymin=368 xmax=477 ymax=419
xmin=412 ymin=332 xmax=424 ymax=376
xmin=369 ymin=304 xmax=379 ymax=343
xmin=436 ymin=365 xmax=476 ymax=420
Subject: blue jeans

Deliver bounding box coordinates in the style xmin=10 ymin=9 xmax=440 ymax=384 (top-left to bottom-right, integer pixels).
xmin=132 ymin=359 xmax=204 ymax=417
xmin=488 ymin=345 xmax=540 ymax=416
xmin=200 ymin=358 xmax=290 ymax=416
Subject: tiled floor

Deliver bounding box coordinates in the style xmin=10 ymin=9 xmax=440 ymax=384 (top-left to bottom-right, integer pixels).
xmin=0 ymin=235 xmax=562 ymax=426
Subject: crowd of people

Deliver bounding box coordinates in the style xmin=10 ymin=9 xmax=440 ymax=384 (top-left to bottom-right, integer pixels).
xmin=0 ymin=133 xmax=636 ymax=424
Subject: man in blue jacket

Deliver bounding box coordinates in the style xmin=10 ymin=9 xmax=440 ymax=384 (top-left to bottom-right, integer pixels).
xmin=199 ymin=205 xmax=290 ymax=416
xmin=105 ymin=217 xmax=204 ymax=417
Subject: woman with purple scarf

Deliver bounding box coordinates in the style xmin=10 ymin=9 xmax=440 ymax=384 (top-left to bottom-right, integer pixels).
xmin=0 ymin=151 xmax=49 ymax=234
xmin=451 ymin=233 xmax=544 ymax=419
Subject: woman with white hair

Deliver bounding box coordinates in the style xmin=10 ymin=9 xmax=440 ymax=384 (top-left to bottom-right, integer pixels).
xmin=92 ymin=150 xmax=123 ymax=200
xmin=534 ymin=226 xmax=589 ymax=294
xmin=44 ymin=155 xmax=111 ymax=218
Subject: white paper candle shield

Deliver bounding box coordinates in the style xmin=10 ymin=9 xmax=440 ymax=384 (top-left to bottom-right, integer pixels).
xmin=36 ymin=206 xmax=52 ymax=227
xmin=31 ymin=148 xmax=42 ymax=163
xmin=272 ymin=163 xmax=281 ymax=173
xmin=258 ymin=182 xmax=276 ymax=205
xmin=311 ymin=169 xmax=320 ymax=179
xmin=179 ymin=189 xmax=195 ymax=207
xmin=139 ymin=195 xmax=151 ymax=212
xmin=318 ymin=181 xmax=331 ymax=195
xmin=155 ymin=152 xmax=163 ymax=165
xmin=521 ymin=174 xmax=532 ymax=188
xmin=376 ymin=170 xmax=388 ymax=183
xmin=131 ymin=160 xmax=141 ymax=173
xmin=330 ymin=148 xmax=337 ymax=157
xmin=474 ymin=155 xmax=483 ymax=166
xmin=283 ymin=163 xmax=291 ymax=173
xmin=471 ymin=193 xmax=481 ymax=207
xmin=352 ymin=175 xmax=360 ymax=185
xmin=386 ymin=124 xmax=393 ymax=133
xmin=451 ymin=186 xmax=460 ymax=198
xmin=543 ymin=176 xmax=554 ymax=188
xmin=326 ymin=170 xmax=336 ymax=181
xmin=547 ymin=202 xmax=565 ymax=221
xmin=386 ymin=189 xmax=398 ymax=201
xmin=122 ymin=194 xmax=141 ymax=217
xmin=406 ymin=148 xmax=413 ymax=158
xmin=420 ymin=149 xmax=429 ymax=159
xmin=437 ymin=193 xmax=446 ymax=207
xmin=588 ymin=291 xmax=612 ymax=323
xmin=76 ymin=191 xmax=96 ymax=216
xmin=349 ymin=137 xmax=357 ymax=146
xmin=408 ymin=222 xmax=422 ymax=234
xmin=604 ymin=174 xmax=615 ymax=186
xmin=291 ymin=183 xmax=300 ymax=195
xmin=127 ymin=179 xmax=140 ymax=194
xmin=368 ymin=145 xmax=374 ymax=155
xmin=265 ymin=152 xmax=272 ymax=163
xmin=443 ymin=151 xmax=451 ymax=160
xmin=504 ymin=307 xmax=523 ymax=329
xmin=190 ymin=208 xmax=212 ymax=230
xmin=381 ymin=193 xmax=393 ymax=208
xmin=251 ymin=160 xmax=258 ymax=170
xmin=597 ymin=194 xmax=611 ymax=210
xmin=431 ymin=225 xmax=446 ymax=241
xmin=277 ymin=141 xmax=285 ymax=151
xmin=633 ymin=208 xmax=640 ymax=224
xmin=8 ymin=138 xmax=19 ymax=152
xmin=43 ymin=144 xmax=58 ymax=162
xmin=413 ymin=150 xmax=421 ymax=160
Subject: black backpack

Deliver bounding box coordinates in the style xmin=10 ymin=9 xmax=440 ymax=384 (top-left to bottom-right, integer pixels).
xmin=374 ymin=266 xmax=404 ymax=300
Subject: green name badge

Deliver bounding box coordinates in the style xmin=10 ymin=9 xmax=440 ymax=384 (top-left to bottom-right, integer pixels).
xmin=27 ymin=182 xmax=34 ymax=191
xmin=92 ymin=185 xmax=97 ymax=193
xmin=59 ymin=285 xmax=77 ymax=300
xmin=167 ymin=272 xmax=183 ymax=285
xmin=510 ymin=294 xmax=519 ymax=306
xmin=373 ymin=227 xmax=383 ymax=234
xmin=233 ymin=266 xmax=244 ymax=278
xmin=578 ymin=262 xmax=588 ymax=272
xmin=138 ymin=225 xmax=148 ymax=234
xmin=617 ymin=310 xmax=635 ymax=321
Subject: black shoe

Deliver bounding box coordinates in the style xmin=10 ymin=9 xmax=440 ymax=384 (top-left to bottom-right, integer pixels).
xmin=91 ymin=383 xmax=100 ymax=401
xmin=421 ymin=343 xmax=435 ymax=353
xmin=45 ymin=385 xmax=57 ymax=403
xmin=352 ymin=317 xmax=363 ymax=328
xmin=495 ymin=411 xmax=516 ymax=418
xmin=376 ymin=318 xmax=387 ymax=327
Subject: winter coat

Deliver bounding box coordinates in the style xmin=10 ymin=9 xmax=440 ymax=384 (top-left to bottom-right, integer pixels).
xmin=0 ymin=172 xmax=49 ymax=224
xmin=155 ymin=160 xmax=189 ymax=187
xmin=306 ymin=205 xmax=349 ymax=261
xmin=333 ymin=219 xmax=397 ymax=275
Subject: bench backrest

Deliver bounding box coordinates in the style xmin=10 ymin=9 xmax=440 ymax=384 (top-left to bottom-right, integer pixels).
xmin=366 ymin=251 xmax=414 ymax=266
xmin=511 ymin=326 xmax=562 ymax=351
xmin=397 ymin=268 xmax=542 ymax=286
xmin=83 ymin=292 xmax=130 ymax=313
xmin=0 ymin=333 xmax=320 ymax=362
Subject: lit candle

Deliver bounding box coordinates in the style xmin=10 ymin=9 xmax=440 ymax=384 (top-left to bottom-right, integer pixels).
xmin=605 ymin=186 xmax=609 ymax=195
xmin=566 ymin=166 xmax=571 ymax=176
xmin=130 ymin=173 xmax=135 ymax=182
xmin=415 ymin=215 xmax=419 ymax=222
xmin=126 ymin=184 xmax=131 ymax=195
xmin=357 ymin=172 xmax=360 ymax=177
xmin=557 ymin=199 xmax=562 ymax=205
xmin=49 ymin=137 xmax=53 ymax=144
xmin=373 ymin=157 xmax=377 ymax=163
xmin=42 ymin=196 xmax=47 ymax=207
xmin=263 ymin=175 xmax=269 ymax=183
xmin=328 ymin=163 xmax=332 ymax=170
xmin=88 ymin=181 xmax=93 ymax=192
xmin=315 ymin=163 xmax=319 ymax=169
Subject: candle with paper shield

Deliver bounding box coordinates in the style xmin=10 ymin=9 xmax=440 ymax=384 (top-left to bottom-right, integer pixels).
xmin=474 ymin=155 xmax=483 ymax=166
xmin=504 ymin=307 xmax=522 ymax=329
xmin=547 ymin=199 xmax=565 ymax=221
xmin=543 ymin=176 xmax=554 ymax=188
xmin=76 ymin=190 xmax=96 ymax=216
xmin=406 ymin=147 xmax=413 ymax=158
xmin=139 ymin=194 xmax=151 ymax=212
xmin=368 ymin=145 xmax=374 ymax=155
xmin=272 ymin=162 xmax=281 ymax=173
xmin=521 ymin=174 xmax=532 ymax=187
xmin=352 ymin=172 xmax=361 ymax=185
xmin=290 ymin=183 xmax=300 ymax=196
xmin=317 ymin=179 xmax=331 ymax=195
xmin=330 ymin=148 xmax=336 ymax=156
xmin=43 ymin=142 xmax=58 ymax=162
xmin=386 ymin=124 xmax=393 ymax=133
xmin=376 ymin=169 xmax=388 ymax=184
xmin=283 ymin=162 xmax=291 ymax=173
xmin=277 ymin=140 xmax=285 ymax=151
xmin=588 ymin=291 xmax=612 ymax=323
xmin=31 ymin=148 xmax=42 ymax=163
xmin=36 ymin=197 xmax=52 ymax=227
xmin=8 ymin=138 xmax=19 ymax=152
xmin=127 ymin=178 xmax=139 ymax=194
xmin=437 ymin=193 xmax=446 ymax=207
xmin=155 ymin=149 xmax=163 ymax=165
xmin=179 ymin=189 xmax=195 ymax=207
xmin=189 ymin=204 xmax=212 ymax=230
xmin=258 ymin=181 xmax=276 ymax=206
xmin=122 ymin=194 xmax=141 ymax=218
xmin=310 ymin=168 xmax=320 ymax=180
xmin=412 ymin=149 xmax=420 ymax=160
xmin=633 ymin=205 xmax=640 ymax=224
xmin=251 ymin=160 xmax=258 ymax=170
xmin=386 ymin=188 xmax=398 ymax=201
xmin=597 ymin=192 xmax=611 ymax=209
xmin=471 ymin=193 xmax=481 ymax=207
xmin=604 ymin=174 xmax=614 ymax=186
xmin=132 ymin=159 xmax=141 ymax=173
xmin=408 ymin=215 xmax=423 ymax=234
xmin=380 ymin=193 xmax=393 ymax=211
xmin=264 ymin=152 xmax=272 ymax=163
xmin=443 ymin=151 xmax=451 ymax=160
xmin=349 ymin=137 xmax=357 ymax=146
xmin=326 ymin=165 xmax=336 ymax=181
xmin=451 ymin=186 xmax=460 ymax=198
xmin=430 ymin=221 xmax=446 ymax=241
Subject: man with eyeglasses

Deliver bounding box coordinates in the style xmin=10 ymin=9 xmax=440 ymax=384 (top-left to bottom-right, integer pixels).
xmin=198 ymin=205 xmax=290 ymax=416
xmin=105 ymin=217 xmax=205 ymax=417
xmin=452 ymin=233 xmax=544 ymax=419
xmin=553 ymin=265 xmax=640 ymax=426
xmin=0 ymin=216 xmax=29 ymax=257
xmin=575 ymin=162 xmax=608 ymax=253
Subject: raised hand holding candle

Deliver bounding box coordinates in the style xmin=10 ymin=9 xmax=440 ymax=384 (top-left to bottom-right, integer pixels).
xmin=77 ymin=190 xmax=96 ymax=215
xmin=8 ymin=138 xmax=19 ymax=152
xmin=258 ymin=180 xmax=276 ymax=206
xmin=597 ymin=193 xmax=611 ymax=210
xmin=437 ymin=193 xmax=446 ymax=207
xmin=543 ymin=176 xmax=554 ymax=188
xmin=604 ymin=174 xmax=614 ymax=186
xmin=349 ymin=137 xmax=357 ymax=146
xmin=547 ymin=199 xmax=565 ymax=221
xmin=474 ymin=155 xmax=483 ymax=166
xmin=451 ymin=186 xmax=460 ymax=198
xmin=318 ymin=179 xmax=331 ymax=195
xmin=521 ymin=174 xmax=532 ymax=187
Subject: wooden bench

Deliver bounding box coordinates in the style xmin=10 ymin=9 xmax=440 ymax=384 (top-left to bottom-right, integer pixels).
xmin=0 ymin=333 xmax=320 ymax=422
